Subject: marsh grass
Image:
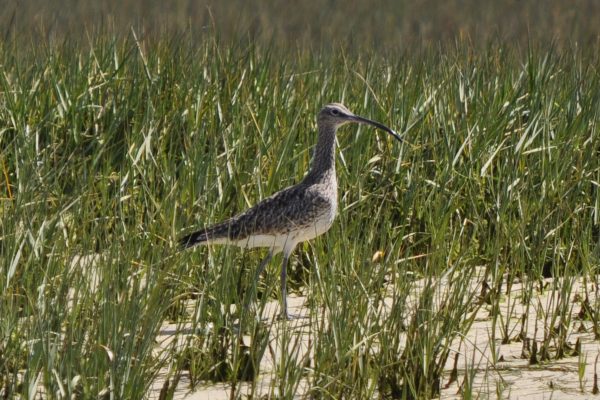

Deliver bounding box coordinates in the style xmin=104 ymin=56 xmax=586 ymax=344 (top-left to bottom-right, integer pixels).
xmin=1 ymin=35 xmax=599 ymax=399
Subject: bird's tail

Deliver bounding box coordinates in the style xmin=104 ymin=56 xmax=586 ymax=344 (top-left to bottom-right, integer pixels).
xmin=179 ymin=220 xmax=235 ymax=250
xmin=179 ymin=230 xmax=209 ymax=249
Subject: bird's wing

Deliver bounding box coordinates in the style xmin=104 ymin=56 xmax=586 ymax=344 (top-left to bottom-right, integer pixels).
xmin=229 ymin=184 xmax=330 ymax=239
xmin=179 ymin=184 xmax=332 ymax=249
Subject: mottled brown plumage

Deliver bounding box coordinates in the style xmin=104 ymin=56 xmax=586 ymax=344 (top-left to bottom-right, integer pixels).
xmin=179 ymin=179 xmax=333 ymax=248
xmin=180 ymin=103 xmax=400 ymax=319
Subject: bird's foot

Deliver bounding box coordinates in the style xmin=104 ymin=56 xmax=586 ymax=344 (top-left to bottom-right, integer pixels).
xmin=277 ymin=312 xmax=292 ymax=321
xmin=277 ymin=311 xmax=307 ymax=321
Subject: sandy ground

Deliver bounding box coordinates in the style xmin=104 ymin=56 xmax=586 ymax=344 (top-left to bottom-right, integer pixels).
xmin=149 ymin=272 xmax=600 ymax=400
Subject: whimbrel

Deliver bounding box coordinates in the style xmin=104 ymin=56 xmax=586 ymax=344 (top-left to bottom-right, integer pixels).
xmin=180 ymin=103 xmax=401 ymax=319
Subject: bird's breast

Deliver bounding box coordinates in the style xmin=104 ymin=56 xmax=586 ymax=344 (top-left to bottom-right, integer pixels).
xmin=292 ymin=210 xmax=336 ymax=244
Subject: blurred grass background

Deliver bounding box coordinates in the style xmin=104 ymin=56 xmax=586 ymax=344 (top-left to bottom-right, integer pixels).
xmin=2 ymin=0 xmax=600 ymax=50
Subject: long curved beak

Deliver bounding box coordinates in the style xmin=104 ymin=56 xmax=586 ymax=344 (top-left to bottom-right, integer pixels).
xmin=350 ymin=115 xmax=403 ymax=142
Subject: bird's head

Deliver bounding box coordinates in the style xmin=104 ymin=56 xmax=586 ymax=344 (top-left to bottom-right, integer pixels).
xmin=317 ymin=103 xmax=402 ymax=141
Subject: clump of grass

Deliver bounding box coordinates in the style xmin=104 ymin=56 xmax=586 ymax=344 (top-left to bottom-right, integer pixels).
xmin=1 ymin=34 xmax=599 ymax=399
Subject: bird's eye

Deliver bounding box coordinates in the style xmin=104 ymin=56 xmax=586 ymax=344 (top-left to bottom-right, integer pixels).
xmin=330 ymin=109 xmax=340 ymax=116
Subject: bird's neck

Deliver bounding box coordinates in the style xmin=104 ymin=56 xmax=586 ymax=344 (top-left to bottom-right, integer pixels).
xmin=304 ymin=125 xmax=337 ymax=184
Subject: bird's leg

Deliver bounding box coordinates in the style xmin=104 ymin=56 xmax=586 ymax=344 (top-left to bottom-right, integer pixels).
xmin=279 ymin=254 xmax=290 ymax=320
xmin=244 ymin=251 xmax=273 ymax=314
xmin=254 ymin=251 xmax=273 ymax=283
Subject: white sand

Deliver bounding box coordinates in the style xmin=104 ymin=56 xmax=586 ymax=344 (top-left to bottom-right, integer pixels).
xmin=152 ymin=275 xmax=600 ymax=399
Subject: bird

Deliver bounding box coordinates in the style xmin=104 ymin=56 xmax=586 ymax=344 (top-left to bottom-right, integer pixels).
xmin=180 ymin=103 xmax=401 ymax=320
